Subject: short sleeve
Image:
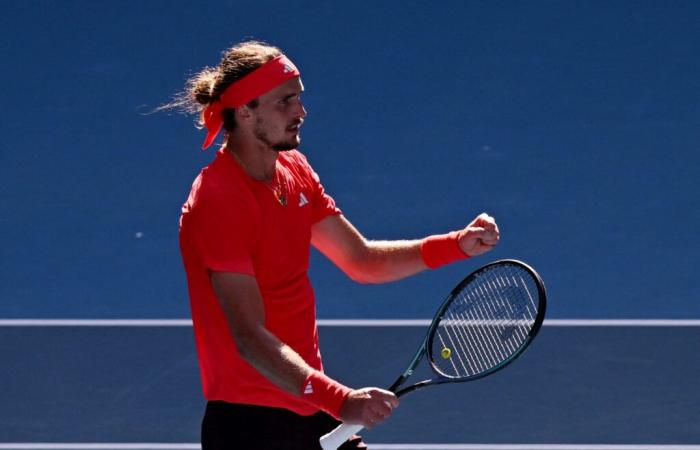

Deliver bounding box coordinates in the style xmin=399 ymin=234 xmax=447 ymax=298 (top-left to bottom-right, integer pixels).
xmin=294 ymin=153 xmax=342 ymax=223
xmin=310 ymin=171 xmax=342 ymax=223
xmin=184 ymin=186 xmax=260 ymax=275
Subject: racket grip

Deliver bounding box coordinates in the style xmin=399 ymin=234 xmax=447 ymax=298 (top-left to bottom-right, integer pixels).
xmin=319 ymin=423 xmax=364 ymax=450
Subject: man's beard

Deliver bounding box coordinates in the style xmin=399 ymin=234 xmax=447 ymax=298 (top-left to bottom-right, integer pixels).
xmin=254 ymin=119 xmax=301 ymax=152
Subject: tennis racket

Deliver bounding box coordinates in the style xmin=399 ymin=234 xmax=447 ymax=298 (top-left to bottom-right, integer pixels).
xmin=319 ymin=259 xmax=546 ymax=450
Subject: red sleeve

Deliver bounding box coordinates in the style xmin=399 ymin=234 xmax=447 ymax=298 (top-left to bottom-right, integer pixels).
xmin=295 ymin=152 xmax=342 ymax=223
xmin=189 ymin=187 xmax=260 ymax=275
xmin=310 ymin=168 xmax=341 ymax=224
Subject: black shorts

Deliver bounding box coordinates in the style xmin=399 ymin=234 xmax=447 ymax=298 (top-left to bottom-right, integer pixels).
xmin=201 ymin=401 xmax=368 ymax=450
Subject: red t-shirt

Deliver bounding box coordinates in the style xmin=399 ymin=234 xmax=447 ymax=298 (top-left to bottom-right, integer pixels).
xmin=179 ymin=148 xmax=341 ymax=415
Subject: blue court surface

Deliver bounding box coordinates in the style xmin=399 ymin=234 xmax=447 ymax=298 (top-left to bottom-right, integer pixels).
xmin=1 ymin=0 xmax=699 ymax=448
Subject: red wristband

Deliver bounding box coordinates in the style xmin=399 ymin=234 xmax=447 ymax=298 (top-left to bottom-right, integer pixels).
xmin=420 ymin=231 xmax=470 ymax=269
xmin=300 ymin=370 xmax=352 ymax=419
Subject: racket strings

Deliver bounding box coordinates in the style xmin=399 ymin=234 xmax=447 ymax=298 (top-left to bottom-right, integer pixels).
xmin=430 ymin=264 xmax=541 ymax=378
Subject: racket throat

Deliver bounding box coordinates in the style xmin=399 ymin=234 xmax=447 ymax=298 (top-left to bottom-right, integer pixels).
xmin=394 ymin=379 xmax=432 ymax=397
xmin=388 ymin=373 xmax=411 ymax=392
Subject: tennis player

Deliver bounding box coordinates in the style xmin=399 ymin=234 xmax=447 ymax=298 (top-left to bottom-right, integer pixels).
xmin=177 ymin=41 xmax=500 ymax=450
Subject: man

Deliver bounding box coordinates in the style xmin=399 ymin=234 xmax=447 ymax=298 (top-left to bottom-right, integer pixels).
xmin=178 ymin=41 xmax=499 ymax=450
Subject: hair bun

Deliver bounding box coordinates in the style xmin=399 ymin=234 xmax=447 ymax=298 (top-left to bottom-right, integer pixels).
xmin=190 ymin=68 xmax=220 ymax=106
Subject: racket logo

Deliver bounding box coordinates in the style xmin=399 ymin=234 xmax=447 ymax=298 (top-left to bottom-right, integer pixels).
xmin=499 ymin=292 xmax=530 ymax=340
xmin=501 ymin=323 xmax=518 ymax=340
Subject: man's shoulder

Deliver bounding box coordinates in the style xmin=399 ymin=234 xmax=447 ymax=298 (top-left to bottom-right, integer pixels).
xmin=280 ymin=149 xmax=317 ymax=175
xmin=200 ymin=150 xmax=249 ymax=188
xmin=280 ymin=149 xmax=308 ymax=164
xmin=187 ymin=157 xmax=254 ymax=211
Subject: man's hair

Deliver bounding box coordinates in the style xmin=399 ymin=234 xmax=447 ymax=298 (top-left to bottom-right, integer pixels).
xmin=163 ymin=40 xmax=282 ymax=132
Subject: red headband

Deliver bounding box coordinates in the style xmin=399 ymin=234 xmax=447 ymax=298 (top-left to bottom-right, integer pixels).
xmin=200 ymin=55 xmax=301 ymax=149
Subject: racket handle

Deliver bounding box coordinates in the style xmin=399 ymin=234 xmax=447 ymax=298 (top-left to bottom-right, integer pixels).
xmin=319 ymin=423 xmax=364 ymax=450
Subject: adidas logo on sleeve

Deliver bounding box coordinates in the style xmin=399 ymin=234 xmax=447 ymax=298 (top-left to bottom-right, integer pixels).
xmin=303 ymin=380 xmax=314 ymax=395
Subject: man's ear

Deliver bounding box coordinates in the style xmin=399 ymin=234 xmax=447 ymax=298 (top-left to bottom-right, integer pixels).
xmin=236 ymin=105 xmax=253 ymax=122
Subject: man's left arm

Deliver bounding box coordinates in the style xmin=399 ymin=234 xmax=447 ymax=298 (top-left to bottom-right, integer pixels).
xmin=310 ymin=213 xmax=500 ymax=284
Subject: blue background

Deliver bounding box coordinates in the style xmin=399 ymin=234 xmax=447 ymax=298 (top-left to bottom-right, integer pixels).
xmin=1 ymin=0 xmax=698 ymax=320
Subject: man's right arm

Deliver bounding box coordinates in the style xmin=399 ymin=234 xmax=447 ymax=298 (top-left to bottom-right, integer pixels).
xmin=209 ymin=271 xmax=399 ymax=427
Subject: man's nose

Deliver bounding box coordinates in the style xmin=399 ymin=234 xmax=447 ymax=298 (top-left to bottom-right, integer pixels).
xmin=297 ymin=101 xmax=307 ymax=119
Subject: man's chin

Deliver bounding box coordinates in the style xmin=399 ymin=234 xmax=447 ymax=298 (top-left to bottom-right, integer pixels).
xmin=272 ymin=139 xmax=300 ymax=152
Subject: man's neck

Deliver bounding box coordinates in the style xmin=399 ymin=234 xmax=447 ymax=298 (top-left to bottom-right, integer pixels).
xmin=225 ymin=136 xmax=278 ymax=182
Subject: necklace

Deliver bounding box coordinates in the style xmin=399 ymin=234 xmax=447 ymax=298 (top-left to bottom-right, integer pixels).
xmin=230 ymin=149 xmax=287 ymax=206
xmin=269 ymin=165 xmax=288 ymax=206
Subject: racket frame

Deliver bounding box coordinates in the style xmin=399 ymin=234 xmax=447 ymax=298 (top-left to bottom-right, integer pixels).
xmin=390 ymin=259 xmax=546 ymax=397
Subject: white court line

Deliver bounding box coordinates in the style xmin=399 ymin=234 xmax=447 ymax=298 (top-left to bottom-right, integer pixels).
xmin=0 ymin=320 xmax=194 ymax=327
xmin=1 ymin=319 xmax=700 ymax=327
xmin=2 ymin=445 xmax=700 ymax=450
xmin=0 ymin=446 xmax=197 ymax=450
xmin=370 ymin=446 xmax=700 ymax=450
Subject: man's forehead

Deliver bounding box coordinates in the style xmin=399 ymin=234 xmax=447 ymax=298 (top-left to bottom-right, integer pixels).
xmin=260 ymin=76 xmax=304 ymax=100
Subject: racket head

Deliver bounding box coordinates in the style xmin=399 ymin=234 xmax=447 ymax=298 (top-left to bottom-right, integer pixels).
xmin=426 ymin=259 xmax=546 ymax=382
